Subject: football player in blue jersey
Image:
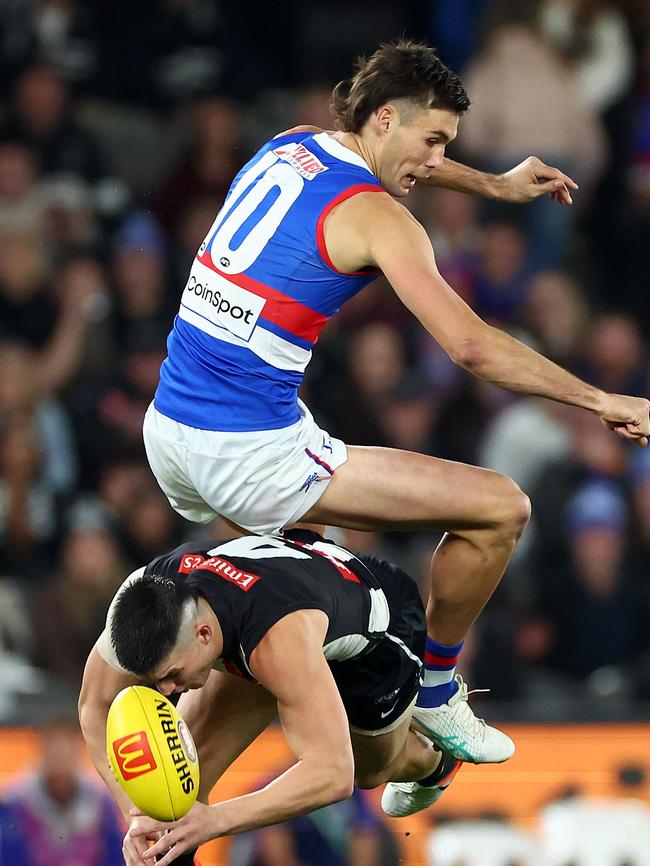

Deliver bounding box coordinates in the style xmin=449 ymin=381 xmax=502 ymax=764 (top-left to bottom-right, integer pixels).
xmin=142 ymin=40 xmax=650 ymax=792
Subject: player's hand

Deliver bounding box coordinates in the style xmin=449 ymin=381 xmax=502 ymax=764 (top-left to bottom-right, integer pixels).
xmin=128 ymin=803 xmax=219 ymax=864
xmin=597 ymin=393 xmax=650 ymax=446
xmin=122 ymin=815 xmax=165 ymax=866
xmin=496 ymin=156 xmax=579 ymax=205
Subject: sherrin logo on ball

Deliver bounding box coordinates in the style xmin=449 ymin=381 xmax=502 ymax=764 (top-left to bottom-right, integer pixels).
xmin=106 ymin=685 xmax=200 ymax=821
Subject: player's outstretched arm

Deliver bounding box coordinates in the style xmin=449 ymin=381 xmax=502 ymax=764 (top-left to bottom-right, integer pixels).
xmin=420 ymin=155 xmax=578 ymax=205
xmin=78 ymin=643 xmax=141 ymax=822
xmin=127 ymin=610 xmax=355 ymax=864
xmin=345 ymin=194 xmax=649 ymax=446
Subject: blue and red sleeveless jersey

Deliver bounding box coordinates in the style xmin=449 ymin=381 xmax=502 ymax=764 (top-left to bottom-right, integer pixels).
xmin=154 ymin=131 xmax=384 ymax=431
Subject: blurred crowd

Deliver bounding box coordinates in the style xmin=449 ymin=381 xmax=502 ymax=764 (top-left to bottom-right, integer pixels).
xmin=0 ymin=0 xmax=649 ymax=723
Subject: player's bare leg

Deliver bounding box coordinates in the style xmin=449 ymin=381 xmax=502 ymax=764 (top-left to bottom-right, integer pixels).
xmin=303 ymin=445 xmax=530 ymax=639
xmin=351 ymin=719 xmax=438 ymax=787
xmin=302 ymin=445 xmax=529 ymax=763
xmin=351 ymin=720 xmax=461 ymax=818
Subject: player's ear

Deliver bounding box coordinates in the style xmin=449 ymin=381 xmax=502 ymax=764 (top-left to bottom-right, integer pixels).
xmin=197 ymin=623 xmax=212 ymax=644
xmin=375 ymin=104 xmax=394 ymax=133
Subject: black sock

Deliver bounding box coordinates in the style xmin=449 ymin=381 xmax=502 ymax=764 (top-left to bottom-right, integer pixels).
xmin=418 ymin=751 xmax=457 ymax=787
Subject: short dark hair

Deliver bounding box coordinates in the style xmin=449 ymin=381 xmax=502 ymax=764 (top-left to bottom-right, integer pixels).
xmin=110 ymin=575 xmax=199 ymax=676
xmin=331 ymin=39 xmax=470 ymax=133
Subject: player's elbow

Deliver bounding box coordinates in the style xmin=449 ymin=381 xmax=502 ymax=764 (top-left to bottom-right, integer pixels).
xmin=77 ymin=693 xmax=95 ymax=741
xmin=320 ymin=758 xmax=355 ymax=803
xmin=77 ymin=685 xmax=90 ymax=729
xmin=451 ymin=333 xmax=489 ymax=373
xmin=328 ymin=768 xmax=355 ymax=802
xmin=77 ymin=688 xmax=106 ymax=744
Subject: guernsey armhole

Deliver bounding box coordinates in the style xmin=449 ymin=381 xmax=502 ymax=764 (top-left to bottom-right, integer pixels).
xmin=315 ymin=184 xmax=384 ymax=276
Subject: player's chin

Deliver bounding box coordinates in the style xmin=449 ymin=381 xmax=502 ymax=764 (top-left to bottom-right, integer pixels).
xmin=392 ymin=184 xmax=412 ymax=198
xmin=396 ymin=175 xmax=417 ymax=196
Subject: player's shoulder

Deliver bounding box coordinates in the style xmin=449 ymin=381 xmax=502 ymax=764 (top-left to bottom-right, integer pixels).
xmin=328 ymin=184 xmax=416 ymax=235
xmin=272 ymin=125 xmax=326 ymax=139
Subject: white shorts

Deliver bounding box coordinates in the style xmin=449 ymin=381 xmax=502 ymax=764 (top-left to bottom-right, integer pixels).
xmin=142 ymin=401 xmax=348 ymax=535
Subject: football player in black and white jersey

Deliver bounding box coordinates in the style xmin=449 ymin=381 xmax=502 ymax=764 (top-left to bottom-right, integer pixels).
xmin=78 ymin=530 xmax=492 ymax=865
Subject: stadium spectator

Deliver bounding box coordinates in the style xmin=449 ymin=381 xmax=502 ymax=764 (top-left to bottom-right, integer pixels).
xmin=417 ymin=186 xmax=481 ymax=306
xmin=428 ymin=0 xmax=491 ymax=72
xmin=479 ymin=398 xmax=572 ymax=502
xmin=42 ymin=255 xmax=114 ymax=398
xmin=540 ymin=0 xmax=635 ymax=113
xmin=117 ymin=480 xmax=184 ymax=565
xmin=28 ymin=0 xmax=100 ymax=88
xmin=0 ymin=63 xmax=106 ymax=184
xmin=96 ymin=457 xmax=157 ymax=528
xmin=525 ymin=402 xmax=628 ymax=579
xmin=91 ymin=0 xmax=267 ymax=106
xmin=0 ymin=231 xmax=55 ymax=348
xmin=460 ymin=0 xmax=607 ymax=268
xmin=95 ymin=336 xmax=167 ymax=459
xmin=627 ymin=446 xmax=650 ymax=576
xmin=0 ymin=415 xmax=60 ymax=580
xmin=150 ymin=96 xmax=242 ymax=238
xmin=580 ymin=311 xmax=649 ymax=397
xmin=531 ymin=480 xmax=650 ymax=681
xmin=109 ymin=210 xmax=173 ymax=351
xmin=171 ymin=193 xmax=225 ymax=279
xmin=520 ymin=270 xmax=588 ymax=367
xmin=327 ymin=322 xmax=409 ymax=447
xmin=471 ymin=218 xmax=531 ymax=325
xmin=378 ymin=374 xmax=440 ymax=456
xmin=229 ymin=785 xmax=396 ymax=866
xmin=0 ymin=716 xmax=124 ymax=866
xmin=0 ymin=340 xmax=79 ymax=494
xmin=30 ymin=520 xmax=130 ymax=683
xmin=0 ymin=140 xmax=52 ymax=237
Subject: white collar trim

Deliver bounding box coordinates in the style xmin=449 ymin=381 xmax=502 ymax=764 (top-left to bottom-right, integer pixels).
xmin=313 ymin=132 xmax=374 ymax=174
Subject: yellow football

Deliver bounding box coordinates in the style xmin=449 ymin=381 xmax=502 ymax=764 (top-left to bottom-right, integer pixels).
xmin=106 ymin=685 xmax=200 ymax=820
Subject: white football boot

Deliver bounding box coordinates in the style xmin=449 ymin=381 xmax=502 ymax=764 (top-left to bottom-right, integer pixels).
xmin=410 ymin=675 xmax=514 ymax=764
xmin=381 ymin=754 xmax=462 ymax=818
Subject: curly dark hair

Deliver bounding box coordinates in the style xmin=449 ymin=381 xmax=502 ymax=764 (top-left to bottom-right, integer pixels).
xmin=331 ymin=39 xmax=470 ymax=133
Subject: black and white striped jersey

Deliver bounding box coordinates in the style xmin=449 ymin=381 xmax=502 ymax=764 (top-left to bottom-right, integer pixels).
xmin=142 ymin=530 xmax=393 ymax=679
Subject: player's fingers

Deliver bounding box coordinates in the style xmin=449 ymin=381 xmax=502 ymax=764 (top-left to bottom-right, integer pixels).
xmin=532 ymin=160 xmax=579 ymax=189
xmin=123 ymin=836 xmax=151 ymax=866
xmin=555 ymin=185 xmax=573 ymax=205
xmin=533 ymin=179 xmax=573 ymax=205
xmin=613 ymin=425 xmax=648 ymax=446
xmin=130 ymin=818 xmax=168 ymax=838
xmin=143 ymin=833 xmax=180 ymax=862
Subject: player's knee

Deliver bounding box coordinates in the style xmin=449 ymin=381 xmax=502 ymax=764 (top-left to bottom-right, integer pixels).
xmin=492 ymin=476 xmax=531 ymax=538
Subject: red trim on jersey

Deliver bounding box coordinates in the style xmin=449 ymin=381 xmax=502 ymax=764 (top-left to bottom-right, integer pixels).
xmin=291 ymin=540 xmax=361 ymax=583
xmin=223 ymin=660 xmax=256 ymax=682
xmin=197 ymin=251 xmax=328 ymax=344
xmin=316 ymin=184 xmax=385 ymax=275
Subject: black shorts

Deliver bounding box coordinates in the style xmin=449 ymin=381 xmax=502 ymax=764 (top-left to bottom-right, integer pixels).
xmin=328 ymin=564 xmax=425 ymax=735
